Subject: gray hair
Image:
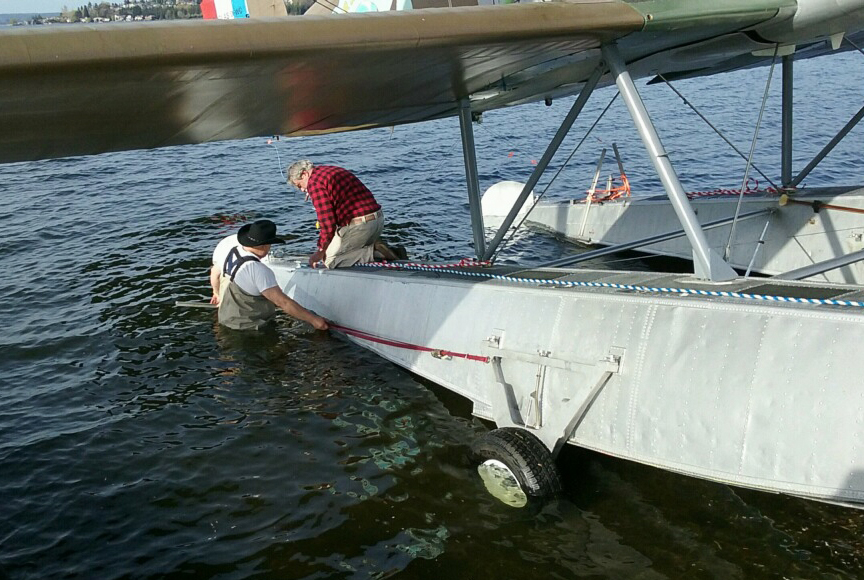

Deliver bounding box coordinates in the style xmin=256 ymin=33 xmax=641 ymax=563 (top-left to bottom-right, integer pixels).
xmin=287 ymin=160 xmax=313 ymax=182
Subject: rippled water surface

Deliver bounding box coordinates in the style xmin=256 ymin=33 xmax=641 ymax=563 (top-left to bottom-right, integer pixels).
xmin=2 ymin=53 xmax=864 ymax=579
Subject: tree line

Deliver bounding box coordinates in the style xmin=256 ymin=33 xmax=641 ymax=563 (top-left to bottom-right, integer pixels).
xmin=18 ymin=1 xmax=318 ymax=24
xmin=65 ymin=1 xmax=202 ymax=21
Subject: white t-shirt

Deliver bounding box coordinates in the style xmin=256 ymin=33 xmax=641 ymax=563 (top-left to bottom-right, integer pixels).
xmin=212 ymin=234 xmax=239 ymax=267
xmin=233 ymin=256 xmax=278 ymax=296
xmin=214 ymin=236 xmax=278 ymax=296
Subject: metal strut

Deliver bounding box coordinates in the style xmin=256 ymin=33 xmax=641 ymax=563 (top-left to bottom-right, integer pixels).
xmin=482 ymin=65 xmax=604 ymax=261
xmin=781 ymin=54 xmax=793 ymax=187
xmin=790 ymin=103 xmax=864 ymax=188
xmin=601 ymin=42 xmax=737 ymax=282
xmin=552 ymin=371 xmax=614 ymax=458
xmin=539 ymin=208 xmax=774 ymax=269
xmin=773 ymin=249 xmax=864 ymax=281
xmin=578 ymin=148 xmax=606 ymax=238
xmin=458 ymin=98 xmax=486 ymax=259
xmin=490 ymin=92 xmax=620 ymax=263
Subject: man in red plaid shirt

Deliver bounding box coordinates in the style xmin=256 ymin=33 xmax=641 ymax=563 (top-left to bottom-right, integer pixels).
xmin=287 ymin=160 xmax=401 ymax=268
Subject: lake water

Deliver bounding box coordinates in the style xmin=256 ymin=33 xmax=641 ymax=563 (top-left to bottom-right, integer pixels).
xmin=1 ymin=52 xmax=863 ymax=579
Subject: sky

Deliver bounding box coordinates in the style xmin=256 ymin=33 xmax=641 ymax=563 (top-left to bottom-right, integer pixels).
xmin=0 ymin=1 xmax=67 ymax=13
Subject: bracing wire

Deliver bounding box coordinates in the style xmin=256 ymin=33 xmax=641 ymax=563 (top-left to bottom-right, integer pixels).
xmin=490 ymin=92 xmax=620 ymax=263
xmin=267 ymin=137 xmax=289 ymax=184
xmin=658 ymin=74 xmax=777 ymax=189
xmin=724 ymin=44 xmax=779 ymax=261
xmin=843 ymin=35 xmax=864 ymax=56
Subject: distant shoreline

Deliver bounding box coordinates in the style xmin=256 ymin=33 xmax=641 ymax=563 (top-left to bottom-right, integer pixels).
xmin=0 ymin=13 xmax=61 ymax=25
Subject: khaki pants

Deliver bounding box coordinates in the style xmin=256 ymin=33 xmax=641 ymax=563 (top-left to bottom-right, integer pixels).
xmin=324 ymin=210 xmax=384 ymax=268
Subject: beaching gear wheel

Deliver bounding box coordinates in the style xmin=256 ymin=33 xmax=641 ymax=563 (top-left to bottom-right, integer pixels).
xmin=471 ymin=427 xmax=562 ymax=508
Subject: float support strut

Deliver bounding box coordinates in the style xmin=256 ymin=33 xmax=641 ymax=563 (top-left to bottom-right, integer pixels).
xmin=781 ymin=55 xmax=793 ymax=187
xmin=459 ymin=98 xmax=487 ymax=259
xmin=790 ymin=103 xmax=864 ymax=188
xmin=773 ymin=248 xmax=864 ymax=280
xmin=539 ymin=208 xmax=773 ymax=269
xmin=482 ymin=65 xmax=604 ymax=261
xmin=602 ymin=42 xmax=736 ymax=282
xmin=552 ymin=371 xmax=613 ymax=459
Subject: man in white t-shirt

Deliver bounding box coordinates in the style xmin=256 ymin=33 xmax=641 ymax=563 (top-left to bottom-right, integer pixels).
xmin=215 ymin=220 xmax=328 ymax=332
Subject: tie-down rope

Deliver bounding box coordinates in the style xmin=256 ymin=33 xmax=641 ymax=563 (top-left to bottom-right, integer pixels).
xmin=328 ymin=322 xmax=490 ymax=363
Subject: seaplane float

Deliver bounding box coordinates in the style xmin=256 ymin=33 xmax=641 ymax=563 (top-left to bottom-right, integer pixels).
xmin=508 ymin=80 xmax=864 ymax=284
xmin=3 ymin=0 xmax=864 ymax=509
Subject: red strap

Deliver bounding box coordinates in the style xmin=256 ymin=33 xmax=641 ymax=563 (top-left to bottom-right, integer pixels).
xmin=329 ymin=323 xmax=489 ymax=363
xmin=686 ymin=178 xmax=777 ymax=198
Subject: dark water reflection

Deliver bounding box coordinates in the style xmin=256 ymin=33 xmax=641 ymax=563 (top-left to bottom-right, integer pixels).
xmin=2 ymin=52 xmax=864 ymax=579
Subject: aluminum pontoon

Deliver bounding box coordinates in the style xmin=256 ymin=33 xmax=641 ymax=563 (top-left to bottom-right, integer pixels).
xmin=265 ymin=43 xmax=864 ymax=507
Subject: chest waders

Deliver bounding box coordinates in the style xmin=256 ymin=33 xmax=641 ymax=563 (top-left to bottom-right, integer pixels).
xmin=217 ymin=247 xmax=277 ymax=330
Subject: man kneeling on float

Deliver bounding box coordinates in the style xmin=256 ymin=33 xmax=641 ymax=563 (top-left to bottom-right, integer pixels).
xmin=287 ymin=159 xmax=406 ymax=268
xmin=217 ymin=219 xmax=328 ymax=332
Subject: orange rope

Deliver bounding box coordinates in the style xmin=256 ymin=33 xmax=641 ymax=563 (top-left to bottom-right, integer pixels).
xmin=587 ymin=174 xmax=631 ymax=202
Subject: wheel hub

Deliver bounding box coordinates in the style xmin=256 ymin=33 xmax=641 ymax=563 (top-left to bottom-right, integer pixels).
xmin=477 ymin=459 xmax=528 ymax=508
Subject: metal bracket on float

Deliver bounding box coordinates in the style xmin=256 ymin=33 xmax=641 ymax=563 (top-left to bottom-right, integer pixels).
xmin=548 ymin=347 xmax=623 ymax=458
xmin=483 ymin=331 xmax=624 ymax=454
xmin=551 ymin=369 xmax=614 ymax=459
xmin=489 ymin=355 xmax=525 ymax=428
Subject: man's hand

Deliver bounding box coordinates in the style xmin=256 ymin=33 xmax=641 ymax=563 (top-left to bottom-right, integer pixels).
xmin=309 ymin=249 xmax=326 ymax=268
xmin=209 ymin=265 xmax=222 ymax=305
xmin=311 ymin=316 xmax=329 ymax=331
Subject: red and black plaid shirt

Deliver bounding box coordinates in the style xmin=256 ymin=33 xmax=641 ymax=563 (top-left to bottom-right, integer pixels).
xmin=307 ymin=165 xmax=381 ymax=251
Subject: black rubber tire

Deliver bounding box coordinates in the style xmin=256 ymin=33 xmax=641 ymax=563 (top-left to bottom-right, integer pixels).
xmin=471 ymin=427 xmax=563 ymax=504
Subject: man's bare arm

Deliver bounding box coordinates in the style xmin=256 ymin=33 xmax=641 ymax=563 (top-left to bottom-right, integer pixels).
xmin=261 ymin=287 xmax=329 ymax=330
xmin=209 ymin=265 xmax=222 ymax=305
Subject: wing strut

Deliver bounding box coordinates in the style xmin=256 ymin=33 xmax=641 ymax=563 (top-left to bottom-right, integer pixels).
xmin=601 ymin=42 xmax=737 ymax=282
xmin=459 ymin=99 xmax=487 ymax=259
xmin=482 ymin=65 xmax=604 ymax=262
xmin=781 ymin=55 xmax=794 ymax=187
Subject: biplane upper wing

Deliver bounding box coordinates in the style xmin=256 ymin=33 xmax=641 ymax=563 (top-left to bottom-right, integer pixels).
xmin=1 ymin=0 xmax=861 ymax=163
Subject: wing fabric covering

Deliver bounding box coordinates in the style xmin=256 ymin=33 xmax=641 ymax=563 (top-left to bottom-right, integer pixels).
xmin=0 ymin=0 xmax=792 ymax=163
xmin=0 ymin=2 xmax=643 ymax=162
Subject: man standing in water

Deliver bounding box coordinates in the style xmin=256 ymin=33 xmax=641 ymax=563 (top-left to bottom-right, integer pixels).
xmin=214 ymin=219 xmax=329 ymax=331
xmin=287 ymin=160 xmax=403 ymax=268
